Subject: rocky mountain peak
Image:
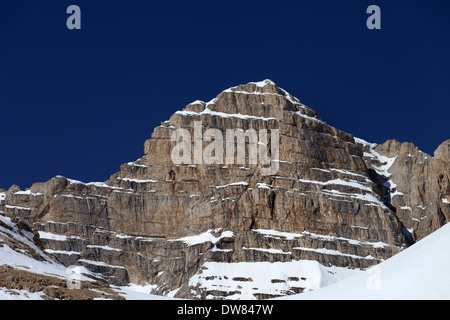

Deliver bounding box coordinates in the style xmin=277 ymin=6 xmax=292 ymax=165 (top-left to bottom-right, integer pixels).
xmin=224 ymin=79 xmax=292 ymax=97
xmin=179 ymin=80 xmax=322 ymax=124
xmin=1 ymin=80 xmax=448 ymax=300
xmin=435 ymin=139 xmax=450 ymax=160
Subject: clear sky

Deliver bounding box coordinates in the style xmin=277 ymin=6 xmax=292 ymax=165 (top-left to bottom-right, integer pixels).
xmin=0 ymin=0 xmax=449 ymax=190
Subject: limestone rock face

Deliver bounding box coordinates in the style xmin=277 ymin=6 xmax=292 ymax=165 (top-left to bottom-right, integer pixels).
xmin=0 ymin=205 xmax=127 ymax=300
xmin=1 ymin=80 xmax=448 ymax=299
xmin=363 ymin=139 xmax=450 ymax=242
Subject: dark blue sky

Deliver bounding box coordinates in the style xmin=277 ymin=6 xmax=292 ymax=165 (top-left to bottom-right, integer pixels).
xmin=1 ymin=0 xmax=449 ymax=190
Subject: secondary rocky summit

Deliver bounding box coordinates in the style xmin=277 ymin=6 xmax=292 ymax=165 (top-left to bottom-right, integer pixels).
xmin=1 ymin=80 xmax=449 ymax=299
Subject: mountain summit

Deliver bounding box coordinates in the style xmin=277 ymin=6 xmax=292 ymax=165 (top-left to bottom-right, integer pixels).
xmin=1 ymin=80 xmax=449 ymax=299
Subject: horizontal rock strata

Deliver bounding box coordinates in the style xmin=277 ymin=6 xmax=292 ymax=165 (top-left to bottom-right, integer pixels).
xmin=1 ymin=80 xmax=448 ymax=299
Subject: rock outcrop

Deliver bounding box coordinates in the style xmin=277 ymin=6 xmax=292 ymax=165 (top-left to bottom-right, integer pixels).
xmin=0 ymin=204 xmax=126 ymax=300
xmin=1 ymin=80 xmax=448 ymax=299
xmin=360 ymin=138 xmax=450 ymax=242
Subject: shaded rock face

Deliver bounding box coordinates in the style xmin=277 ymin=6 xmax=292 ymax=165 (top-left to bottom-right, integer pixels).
xmin=362 ymin=139 xmax=450 ymax=242
xmin=1 ymin=80 xmax=448 ymax=299
xmin=0 ymin=211 xmax=126 ymax=300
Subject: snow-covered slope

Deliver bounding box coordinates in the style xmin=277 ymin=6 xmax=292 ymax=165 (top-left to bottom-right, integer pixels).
xmin=0 ymin=212 xmax=170 ymax=300
xmin=281 ymin=221 xmax=450 ymax=300
xmin=189 ymin=259 xmax=359 ymax=299
xmin=0 ymin=215 xmax=85 ymax=279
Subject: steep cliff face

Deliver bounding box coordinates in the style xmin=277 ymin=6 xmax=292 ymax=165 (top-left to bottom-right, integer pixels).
xmin=360 ymin=138 xmax=450 ymax=242
xmin=0 ymin=196 xmax=130 ymax=300
xmin=1 ymin=80 xmax=448 ymax=299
